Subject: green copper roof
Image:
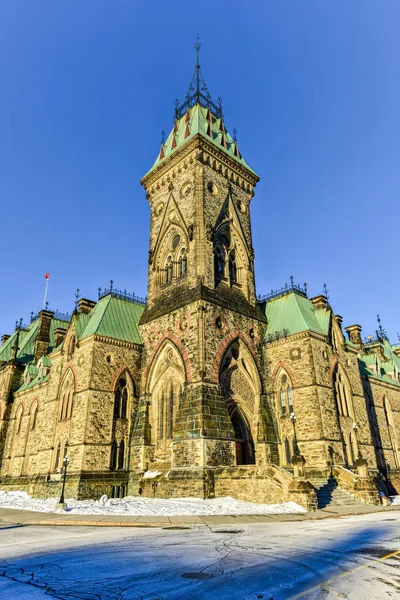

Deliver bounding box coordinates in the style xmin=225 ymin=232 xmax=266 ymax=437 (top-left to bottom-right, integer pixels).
xmin=0 ymin=317 xmax=69 ymax=365
xmin=263 ymin=292 xmax=331 ymax=339
xmin=359 ymin=338 xmax=400 ymax=386
xmin=79 ymin=294 xmax=144 ymax=344
xmin=145 ymin=103 xmax=258 ymax=178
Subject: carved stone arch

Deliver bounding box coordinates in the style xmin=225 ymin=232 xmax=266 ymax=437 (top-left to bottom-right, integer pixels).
xmin=146 ymin=338 xmax=187 ymax=447
xmin=271 ymin=361 xmax=297 ymax=386
xmin=382 ymin=395 xmax=400 ymax=468
xmin=29 ymin=397 xmax=40 ymax=431
xmin=144 ymin=333 xmax=192 ymax=392
xmin=152 ymin=191 xmax=189 ymax=261
xmin=15 ymin=402 xmax=24 ymax=434
xmin=213 ymin=330 xmax=261 ymax=385
xmin=110 ymin=365 xmax=136 ymax=395
xmin=274 ymin=366 xmax=294 ymax=417
xmin=219 ymin=337 xmax=261 ymax=465
xmin=58 ymin=367 xmax=76 ymax=421
xmin=332 ymin=362 xmax=354 ymax=418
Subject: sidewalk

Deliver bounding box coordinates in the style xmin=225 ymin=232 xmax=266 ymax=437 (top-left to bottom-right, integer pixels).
xmin=0 ymin=503 xmax=399 ymax=528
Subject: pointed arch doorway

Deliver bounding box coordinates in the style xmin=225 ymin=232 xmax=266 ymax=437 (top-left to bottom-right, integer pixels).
xmin=229 ymin=405 xmax=255 ymax=465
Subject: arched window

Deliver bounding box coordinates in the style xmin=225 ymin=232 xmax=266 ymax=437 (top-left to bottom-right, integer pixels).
xmin=113 ymin=377 xmax=128 ymax=419
xmin=118 ymin=440 xmax=125 ymax=470
xmin=287 ymin=386 xmax=293 ymax=411
xmin=158 ymin=392 xmax=165 ymax=440
xmin=280 ymin=386 xmax=286 ymax=415
xmin=168 ymin=387 xmax=174 ymax=439
xmin=59 ymin=370 xmax=75 ymax=421
xmin=178 ymin=248 xmax=187 ymax=277
xmin=214 ymin=245 xmax=225 ymax=281
xmin=333 ymin=366 xmax=353 ymax=418
xmin=229 ymin=250 xmax=237 ymax=284
xmin=30 ymin=402 xmax=38 ymax=430
xmin=383 ymin=396 xmax=400 ymax=468
xmin=15 ymin=406 xmax=23 ymax=434
xmin=165 ymin=256 xmax=173 ymax=284
xmin=277 ymin=372 xmax=294 ymax=416
xmin=110 ymin=440 xmax=117 ymax=471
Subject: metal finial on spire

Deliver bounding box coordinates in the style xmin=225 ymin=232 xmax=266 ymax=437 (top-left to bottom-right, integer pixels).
xmin=290 ymin=275 xmax=294 ymax=288
xmin=233 ymin=128 xmax=237 ymax=142
xmin=323 ymin=283 xmax=329 ymax=305
xmin=161 ymin=130 xmax=166 ymax=145
xmin=195 ymin=33 xmax=201 ymax=67
xmin=397 ymin=331 xmax=400 ymax=343
xmin=174 ymin=36 xmax=222 ymax=121
xmin=376 ymin=314 xmax=387 ymax=341
xmin=75 ymin=288 xmax=81 ymax=310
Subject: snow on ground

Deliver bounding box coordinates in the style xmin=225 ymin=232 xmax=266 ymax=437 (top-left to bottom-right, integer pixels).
xmin=0 ymin=490 xmax=306 ymax=516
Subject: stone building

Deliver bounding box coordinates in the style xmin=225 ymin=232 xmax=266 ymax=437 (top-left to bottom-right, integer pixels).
xmin=1 ymin=55 xmax=399 ymax=510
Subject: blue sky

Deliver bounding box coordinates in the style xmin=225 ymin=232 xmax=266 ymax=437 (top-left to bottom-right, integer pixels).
xmin=0 ymin=1 xmax=399 ymax=342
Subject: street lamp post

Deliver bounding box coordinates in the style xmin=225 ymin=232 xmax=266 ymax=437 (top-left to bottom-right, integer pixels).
xmin=290 ymin=412 xmax=300 ymax=456
xmin=55 ymin=455 xmax=70 ymax=511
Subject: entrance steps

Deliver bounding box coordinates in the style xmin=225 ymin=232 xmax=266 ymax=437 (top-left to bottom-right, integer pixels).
xmin=310 ymin=476 xmax=365 ymax=509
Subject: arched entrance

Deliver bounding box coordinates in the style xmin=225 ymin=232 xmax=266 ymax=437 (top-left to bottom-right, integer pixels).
xmin=219 ymin=339 xmax=260 ymax=466
xmin=230 ymin=406 xmax=255 ymax=465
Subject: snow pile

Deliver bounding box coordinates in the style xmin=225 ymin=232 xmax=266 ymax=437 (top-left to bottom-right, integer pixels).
xmin=142 ymin=470 xmax=163 ymax=479
xmin=390 ymin=495 xmax=400 ymax=505
xmin=0 ymin=490 xmax=306 ymax=516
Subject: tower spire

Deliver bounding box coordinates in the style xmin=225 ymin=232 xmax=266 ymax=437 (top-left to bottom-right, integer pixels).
xmin=195 ymin=33 xmax=201 ymax=97
xmin=174 ymin=34 xmax=222 ymax=121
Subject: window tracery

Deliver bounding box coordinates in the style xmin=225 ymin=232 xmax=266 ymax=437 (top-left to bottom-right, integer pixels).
xmin=333 ymin=366 xmax=353 ymax=417
xmin=59 ymin=370 xmax=75 ymax=421
xmin=277 ymin=372 xmax=294 ymax=416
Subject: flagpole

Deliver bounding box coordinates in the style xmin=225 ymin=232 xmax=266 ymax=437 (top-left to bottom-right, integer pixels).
xmin=43 ymin=273 xmax=50 ymax=309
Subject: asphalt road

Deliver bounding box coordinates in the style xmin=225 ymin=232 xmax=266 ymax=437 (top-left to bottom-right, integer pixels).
xmin=0 ymin=512 xmax=399 ymax=599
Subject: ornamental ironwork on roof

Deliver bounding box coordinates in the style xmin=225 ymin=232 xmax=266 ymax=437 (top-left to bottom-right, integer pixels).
xmin=174 ymin=34 xmax=223 ymax=121
xmin=257 ymin=277 xmax=308 ymax=303
xmin=98 ymin=280 xmax=146 ymax=305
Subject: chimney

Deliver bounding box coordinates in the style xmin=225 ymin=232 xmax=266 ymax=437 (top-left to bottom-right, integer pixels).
xmin=1 ymin=334 xmax=10 ymax=345
xmin=54 ymin=327 xmax=67 ymax=348
xmin=310 ymin=295 xmax=328 ymax=310
xmin=345 ymin=324 xmax=363 ymax=348
xmin=34 ymin=310 xmax=54 ymax=362
xmin=393 ymin=348 xmax=400 ymax=359
xmin=335 ymin=315 xmax=343 ymax=329
xmin=78 ymin=298 xmax=97 ymax=314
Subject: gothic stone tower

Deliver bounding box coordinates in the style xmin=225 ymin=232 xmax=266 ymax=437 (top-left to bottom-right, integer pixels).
xmin=132 ymin=47 xmax=277 ymax=497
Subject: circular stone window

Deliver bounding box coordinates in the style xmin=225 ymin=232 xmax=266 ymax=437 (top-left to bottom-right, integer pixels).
xmin=207 ymin=181 xmax=219 ymax=196
xmin=215 ymin=316 xmax=223 ymax=329
xmin=238 ymin=200 xmax=247 ymax=214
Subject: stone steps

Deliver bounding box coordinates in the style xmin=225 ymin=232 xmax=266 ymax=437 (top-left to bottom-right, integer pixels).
xmin=312 ymin=478 xmax=365 ymax=509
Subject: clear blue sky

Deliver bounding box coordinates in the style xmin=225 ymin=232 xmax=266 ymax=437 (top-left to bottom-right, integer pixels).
xmin=0 ymin=1 xmax=399 ymax=342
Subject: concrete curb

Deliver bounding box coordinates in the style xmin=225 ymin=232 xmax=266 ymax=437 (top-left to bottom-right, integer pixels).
xmin=0 ymin=505 xmax=399 ymax=528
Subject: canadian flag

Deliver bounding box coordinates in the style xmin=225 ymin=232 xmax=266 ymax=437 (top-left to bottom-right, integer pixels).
xmin=45 ymin=273 xmax=50 ymax=280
